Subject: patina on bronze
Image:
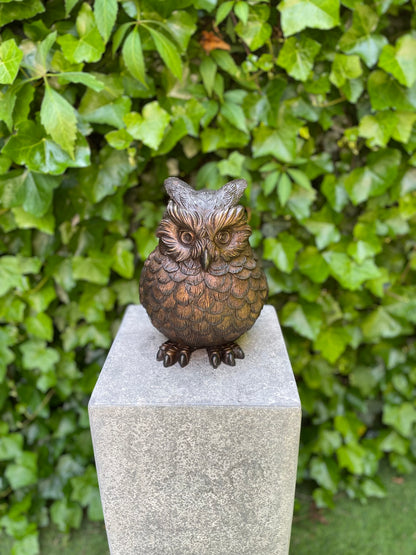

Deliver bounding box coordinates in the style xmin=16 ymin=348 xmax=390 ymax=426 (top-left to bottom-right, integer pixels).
xmin=139 ymin=177 xmax=268 ymax=368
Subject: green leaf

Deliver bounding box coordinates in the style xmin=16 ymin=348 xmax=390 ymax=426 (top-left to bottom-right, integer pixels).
xmin=302 ymin=210 xmax=341 ymax=250
xmin=314 ymin=327 xmax=351 ymax=363
xmin=37 ymin=31 xmax=57 ymax=74
xmin=13 ymin=207 xmax=55 ymax=234
xmin=0 ymin=433 xmax=23 ymax=461
xmin=235 ymin=4 xmax=272 ymax=51
xmin=215 ymin=1 xmax=233 ymax=25
xmin=79 ymin=79 xmax=131 ymax=129
xmin=281 ymin=300 xmax=323 ymax=341
xmin=263 ymin=233 xmax=302 ymax=273
xmin=287 ymin=184 xmax=316 ymax=220
xmin=57 ymin=3 xmax=105 ymax=63
xmin=287 ymin=168 xmax=312 ymax=190
xmin=112 ymin=21 xmax=133 ymax=53
xmin=65 ymin=0 xmax=78 ymax=14
xmin=336 ymin=443 xmax=366 ymax=475
xmin=338 ymin=5 xmax=386 ymax=67
xmin=72 ymin=254 xmax=112 ymax=285
xmin=323 ymin=252 xmax=381 ymax=290
xmin=361 ymin=478 xmax=386 ymax=499
xmin=220 ymin=101 xmax=248 ymax=133
xmin=124 ymin=102 xmax=171 ymax=150
xmin=383 ymin=403 xmax=416 ymax=438
xmin=310 ymin=457 xmax=340 ymax=492
xmin=5 ymin=452 xmax=38 ymax=489
xmin=321 ymin=175 xmax=349 ymax=212
xmin=110 ymin=239 xmax=134 ymax=279
xmin=0 ymin=39 xmax=23 ymax=85
xmin=252 ymin=124 xmax=297 ymax=163
xmin=344 ymin=149 xmax=401 ymax=204
xmin=0 ymin=0 xmax=44 ymax=26
xmin=200 ymin=56 xmax=217 ymax=96
xmin=277 ymin=173 xmax=292 ymax=206
xmin=70 ymin=465 xmax=102 ymax=519
xmin=277 ymin=35 xmax=321 ymax=82
xmin=78 ymin=147 xmax=132 ymax=202
xmin=144 ymin=24 xmax=183 ymax=80
xmin=0 ymin=170 xmax=60 ymax=216
xmin=0 ymin=256 xmax=30 ymax=296
xmin=0 ymin=82 xmax=18 ymax=130
xmin=25 ymin=313 xmax=54 ymax=341
xmin=211 ymin=50 xmax=240 ymax=78
xmin=56 ymin=71 xmax=105 ymax=91
xmin=40 ymin=84 xmax=77 ymax=158
xmin=358 ymin=112 xmax=398 ymax=148
xmin=298 ymin=246 xmax=329 ymax=283
xmin=122 ymin=27 xmax=146 ymax=86
xmin=379 ymin=34 xmax=416 ymax=88
xmin=262 ymin=171 xmax=280 ymax=196
xmin=278 ymin=0 xmax=340 ymax=37
xmin=94 ymin=0 xmax=118 ymax=43
xmin=362 ymin=307 xmax=404 ymax=341
xmin=20 ymin=339 xmax=60 ymax=371
xmin=50 ymin=499 xmax=82 ymax=533
xmin=105 ymin=128 xmax=132 ymax=150
xmin=2 ymin=121 xmax=90 ymax=175
xmin=235 ymin=1 xmax=249 ymax=24
xmin=218 ymin=151 xmax=245 ymax=178
xmin=11 ymin=532 xmax=39 ymax=555
xmin=165 ymin=11 xmax=197 ymax=51
xmin=330 ymin=54 xmax=362 ymax=88
xmin=367 ymin=70 xmax=416 ymax=111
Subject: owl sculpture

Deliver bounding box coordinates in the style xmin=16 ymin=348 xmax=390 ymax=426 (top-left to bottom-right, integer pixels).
xmin=139 ymin=177 xmax=268 ymax=368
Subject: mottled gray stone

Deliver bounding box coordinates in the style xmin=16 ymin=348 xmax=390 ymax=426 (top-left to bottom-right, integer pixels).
xmin=89 ymin=305 xmax=301 ymax=555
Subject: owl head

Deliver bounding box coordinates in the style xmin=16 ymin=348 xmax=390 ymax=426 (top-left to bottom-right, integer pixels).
xmin=157 ymin=177 xmax=251 ymax=269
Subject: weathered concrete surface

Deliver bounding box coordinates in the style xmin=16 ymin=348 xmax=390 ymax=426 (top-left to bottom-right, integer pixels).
xmin=89 ymin=305 xmax=301 ymax=555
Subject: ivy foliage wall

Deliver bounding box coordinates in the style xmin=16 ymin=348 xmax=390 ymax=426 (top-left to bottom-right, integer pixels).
xmin=1 ymin=0 xmax=416 ymax=552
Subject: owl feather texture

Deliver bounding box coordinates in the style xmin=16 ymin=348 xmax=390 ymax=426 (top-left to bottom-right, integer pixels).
xmin=139 ymin=177 xmax=268 ymax=368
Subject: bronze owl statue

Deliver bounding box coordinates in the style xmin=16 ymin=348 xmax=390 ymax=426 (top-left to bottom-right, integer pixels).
xmin=139 ymin=177 xmax=268 ymax=368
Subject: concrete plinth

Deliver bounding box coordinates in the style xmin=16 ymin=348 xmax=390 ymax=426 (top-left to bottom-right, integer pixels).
xmin=89 ymin=305 xmax=301 ymax=555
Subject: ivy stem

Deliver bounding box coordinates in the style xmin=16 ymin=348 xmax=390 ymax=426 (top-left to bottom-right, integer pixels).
xmin=20 ymin=388 xmax=55 ymax=429
xmin=314 ymin=96 xmax=346 ymax=108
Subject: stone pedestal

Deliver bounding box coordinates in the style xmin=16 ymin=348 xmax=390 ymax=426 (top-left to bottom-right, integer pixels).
xmin=89 ymin=305 xmax=301 ymax=555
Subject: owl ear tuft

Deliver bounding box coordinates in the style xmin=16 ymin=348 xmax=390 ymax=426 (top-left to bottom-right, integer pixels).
xmin=217 ymin=179 xmax=247 ymax=208
xmin=164 ymin=177 xmax=194 ymax=208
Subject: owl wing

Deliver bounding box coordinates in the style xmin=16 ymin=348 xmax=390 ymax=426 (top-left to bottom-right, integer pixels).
xmin=205 ymin=249 xmax=268 ymax=338
xmin=139 ymin=248 xmax=205 ymax=339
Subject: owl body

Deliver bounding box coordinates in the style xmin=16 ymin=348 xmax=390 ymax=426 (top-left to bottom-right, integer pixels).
xmin=139 ymin=177 xmax=268 ymax=367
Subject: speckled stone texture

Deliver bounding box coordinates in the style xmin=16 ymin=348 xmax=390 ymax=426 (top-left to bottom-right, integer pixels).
xmin=89 ymin=305 xmax=301 ymax=555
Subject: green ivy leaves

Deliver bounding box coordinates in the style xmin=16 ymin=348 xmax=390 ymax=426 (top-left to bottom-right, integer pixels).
xmin=122 ymin=27 xmax=146 ymax=85
xmin=0 ymin=2 xmax=416 ymax=551
xmin=278 ymin=0 xmax=340 ymax=36
xmin=41 ymin=85 xmax=77 ymax=158
xmin=0 ymin=39 xmax=23 ymax=84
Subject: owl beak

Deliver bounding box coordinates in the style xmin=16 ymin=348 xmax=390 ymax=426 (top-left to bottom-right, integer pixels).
xmin=201 ymin=248 xmax=211 ymax=271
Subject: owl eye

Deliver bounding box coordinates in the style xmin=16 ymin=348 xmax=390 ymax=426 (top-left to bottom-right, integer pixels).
xmin=179 ymin=230 xmax=195 ymax=245
xmin=215 ymin=230 xmax=231 ymax=245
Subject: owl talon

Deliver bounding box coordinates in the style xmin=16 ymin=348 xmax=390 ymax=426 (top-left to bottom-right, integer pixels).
xmin=179 ymin=352 xmax=189 ymax=368
xmin=223 ymin=351 xmax=235 ymax=366
xmin=163 ymin=353 xmax=176 ymax=367
xmin=207 ymin=342 xmax=245 ymax=368
xmin=210 ymin=352 xmax=221 ymax=368
xmin=156 ymin=341 xmax=194 ymax=368
xmin=233 ymin=345 xmax=245 ymax=359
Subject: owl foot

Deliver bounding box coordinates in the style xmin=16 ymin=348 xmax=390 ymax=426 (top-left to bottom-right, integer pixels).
xmin=207 ymin=342 xmax=245 ymax=369
xmin=156 ymin=341 xmax=195 ymax=368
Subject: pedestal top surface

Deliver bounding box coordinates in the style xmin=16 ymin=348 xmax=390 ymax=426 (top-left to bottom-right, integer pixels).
xmin=89 ymin=305 xmax=300 ymax=408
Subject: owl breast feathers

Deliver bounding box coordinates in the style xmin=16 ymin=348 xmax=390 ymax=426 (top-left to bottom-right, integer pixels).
xmin=139 ymin=177 xmax=268 ymax=365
